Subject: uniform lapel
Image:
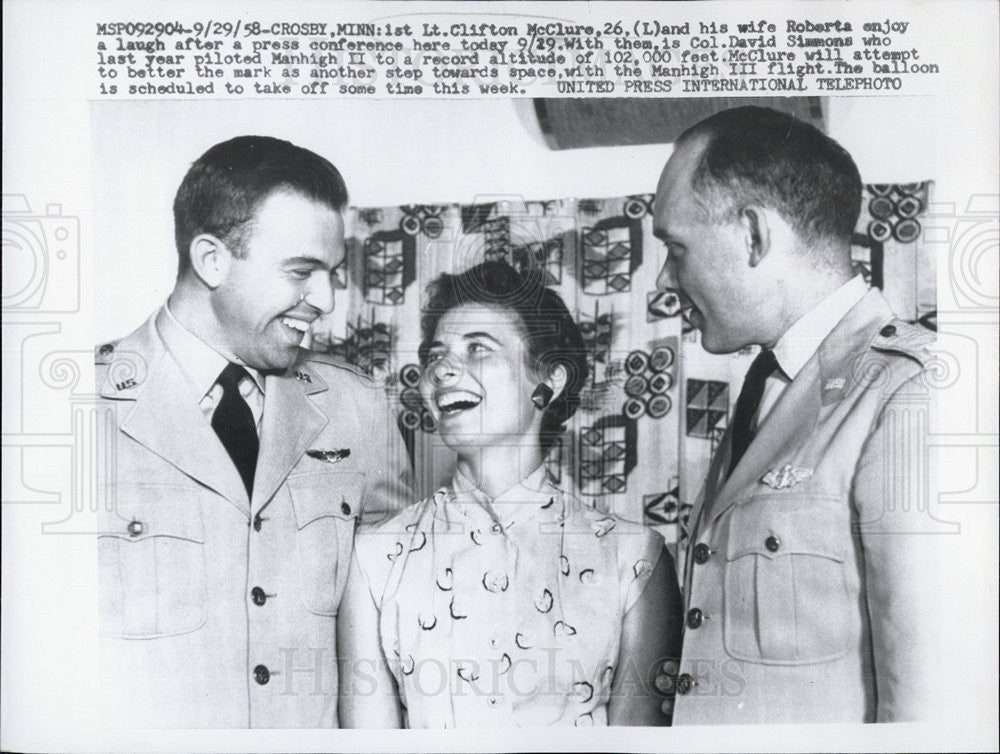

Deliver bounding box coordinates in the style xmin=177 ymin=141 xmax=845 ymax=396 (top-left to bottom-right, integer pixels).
xmin=252 ymin=361 xmax=328 ymax=511
xmin=696 ymin=425 xmax=733 ymax=525
xmin=683 ymin=428 xmax=730 ymax=608
xmin=682 ymin=421 xmax=733 ymax=591
xmin=705 ymin=357 xmax=824 ymax=526
xmin=107 ymin=312 xmax=250 ymax=513
xmin=701 ymin=289 xmax=895 ymax=528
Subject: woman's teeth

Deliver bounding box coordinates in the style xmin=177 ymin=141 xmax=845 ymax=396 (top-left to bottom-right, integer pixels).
xmin=436 ymin=391 xmax=482 ymax=414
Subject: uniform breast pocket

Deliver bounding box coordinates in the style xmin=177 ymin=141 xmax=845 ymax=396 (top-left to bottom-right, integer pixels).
xmin=98 ymin=485 xmax=207 ymax=639
xmin=722 ymin=495 xmax=852 ymax=665
xmin=288 ymin=471 xmax=363 ymax=616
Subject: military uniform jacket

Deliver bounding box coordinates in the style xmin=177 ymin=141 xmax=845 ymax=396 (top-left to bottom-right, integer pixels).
xmin=95 ymin=308 xmax=412 ymax=728
xmin=675 ymin=289 xmax=939 ymax=725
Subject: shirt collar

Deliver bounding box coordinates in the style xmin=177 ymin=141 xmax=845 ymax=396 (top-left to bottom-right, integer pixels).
xmin=159 ymin=302 xmax=265 ymax=401
xmin=772 ymin=275 xmax=869 ymax=381
xmin=446 ymin=463 xmax=561 ymax=528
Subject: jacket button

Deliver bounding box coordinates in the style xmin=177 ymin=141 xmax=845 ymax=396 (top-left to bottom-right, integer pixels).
xmin=99 ymin=343 xmax=115 ymax=356
xmin=127 ymin=520 xmax=144 ymax=537
xmin=687 ymin=607 xmax=704 ymax=629
xmin=253 ymin=664 xmax=270 ymax=685
xmin=693 ymin=543 xmax=711 ymax=564
xmin=490 ymin=523 xmax=503 ymax=535
xmin=253 ymin=514 xmax=263 ymax=532
xmin=341 ymin=501 xmax=351 ymax=516
xmin=880 ymin=324 xmax=897 ymax=337
xmin=765 ymin=535 xmax=781 ymax=552
xmin=251 ymin=586 xmax=267 ymax=606
xmin=676 ymin=673 xmax=694 ymax=695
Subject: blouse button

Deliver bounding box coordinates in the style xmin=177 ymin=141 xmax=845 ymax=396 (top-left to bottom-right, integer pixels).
xmin=490 ymin=522 xmax=503 ymax=535
xmin=483 ymin=570 xmax=509 ymax=593
xmin=487 ymin=697 xmax=499 ymax=708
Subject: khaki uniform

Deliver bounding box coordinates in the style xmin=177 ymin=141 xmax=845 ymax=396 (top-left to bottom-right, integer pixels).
xmin=675 ymin=289 xmax=940 ymax=724
xmin=96 ymin=308 xmax=412 ymax=727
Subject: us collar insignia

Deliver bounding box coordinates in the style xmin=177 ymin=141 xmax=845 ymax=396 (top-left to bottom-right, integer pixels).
xmin=760 ymin=464 xmax=813 ymax=490
xmin=307 ymin=448 xmax=351 ymax=463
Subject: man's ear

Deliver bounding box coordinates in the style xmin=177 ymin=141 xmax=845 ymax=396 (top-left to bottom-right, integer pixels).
xmin=188 ymin=234 xmax=233 ymax=289
xmin=546 ymin=363 xmax=569 ymax=403
xmin=739 ymin=205 xmax=772 ymax=267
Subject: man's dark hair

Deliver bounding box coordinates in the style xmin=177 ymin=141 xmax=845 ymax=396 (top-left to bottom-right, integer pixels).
xmin=173 ymin=135 xmax=348 ymax=273
xmin=419 ymin=261 xmax=588 ymax=451
xmin=679 ymin=106 xmax=862 ymax=247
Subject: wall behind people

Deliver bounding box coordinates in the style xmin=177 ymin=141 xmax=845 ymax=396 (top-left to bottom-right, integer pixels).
xmin=93 ymin=95 xmax=989 ymax=342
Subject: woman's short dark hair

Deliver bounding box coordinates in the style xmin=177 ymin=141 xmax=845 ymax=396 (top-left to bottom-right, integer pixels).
xmin=419 ymin=261 xmax=588 ymax=451
xmin=173 ymin=135 xmax=348 ymax=274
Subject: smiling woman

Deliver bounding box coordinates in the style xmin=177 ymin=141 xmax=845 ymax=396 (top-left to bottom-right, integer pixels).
xmin=337 ymin=261 xmax=684 ymax=729
xmin=417 ymin=261 xmax=588 ymax=463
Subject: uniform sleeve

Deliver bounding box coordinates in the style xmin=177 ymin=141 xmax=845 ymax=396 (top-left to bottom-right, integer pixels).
xmin=620 ymin=525 xmax=669 ymax=614
xmin=852 ymin=370 xmax=943 ymax=722
xmin=358 ymin=382 xmax=415 ymax=527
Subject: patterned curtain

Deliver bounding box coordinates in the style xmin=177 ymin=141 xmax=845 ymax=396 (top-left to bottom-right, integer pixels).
xmin=312 ymin=183 xmax=935 ymax=557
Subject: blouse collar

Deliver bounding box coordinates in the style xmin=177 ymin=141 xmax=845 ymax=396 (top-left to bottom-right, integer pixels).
xmin=442 ymin=463 xmax=564 ymax=530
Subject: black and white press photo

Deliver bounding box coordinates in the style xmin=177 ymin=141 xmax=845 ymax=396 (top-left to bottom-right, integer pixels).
xmin=2 ymin=1 xmax=998 ymax=752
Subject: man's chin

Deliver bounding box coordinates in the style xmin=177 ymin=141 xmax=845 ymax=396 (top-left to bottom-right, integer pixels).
xmin=697 ymin=328 xmax=730 ymax=355
xmin=700 ymin=332 xmax=749 ymax=356
xmin=242 ymin=348 xmax=299 ymax=373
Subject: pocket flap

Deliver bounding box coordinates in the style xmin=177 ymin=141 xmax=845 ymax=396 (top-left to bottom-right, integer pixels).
xmin=101 ymin=484 xmax=205 ymax=543
xmin=288 ymin=471 xmax=364 ymax=528
xmin=726 ymin=495 xmax=846 ymax=562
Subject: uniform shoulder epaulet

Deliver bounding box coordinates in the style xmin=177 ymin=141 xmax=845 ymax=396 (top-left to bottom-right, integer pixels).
xmin=95 ymin=340 xmax=120 ymax=366
xmin=870 ymin=318 xmax=935 ymax=367
xmin=298 ymin=348 xmax=375 ymax=382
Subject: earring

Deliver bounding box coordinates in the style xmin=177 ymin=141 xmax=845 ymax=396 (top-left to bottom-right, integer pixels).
xmin=531 ymin=383 xmax=554 ymax=409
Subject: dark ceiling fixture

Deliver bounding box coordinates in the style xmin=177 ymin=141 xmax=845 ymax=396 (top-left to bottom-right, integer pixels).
xmin=534 ymin=97 xmax=826 ymax=149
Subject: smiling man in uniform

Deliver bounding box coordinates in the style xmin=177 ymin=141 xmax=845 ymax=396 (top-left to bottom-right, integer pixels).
xmin=652 ymin=107 xmax=940 ymax=723
xmin=95 ymin=136 xmax=412 ymax=727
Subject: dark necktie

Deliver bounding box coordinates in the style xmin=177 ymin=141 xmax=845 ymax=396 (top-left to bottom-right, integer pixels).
xmin=211 ymin=363 xmax=259 ymax=497
xmin=728 ymin=349 xmax=779 ymax=477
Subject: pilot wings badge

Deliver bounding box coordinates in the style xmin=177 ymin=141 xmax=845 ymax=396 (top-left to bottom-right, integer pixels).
xmin=306 ymin=448 xmax=351 ymax=464
xmin=760 ymin=465 xmax=813 ymax=490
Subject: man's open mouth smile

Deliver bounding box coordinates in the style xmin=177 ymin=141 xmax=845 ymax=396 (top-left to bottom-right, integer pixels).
xmin=280 ymin=316 xmax=313 ymax=340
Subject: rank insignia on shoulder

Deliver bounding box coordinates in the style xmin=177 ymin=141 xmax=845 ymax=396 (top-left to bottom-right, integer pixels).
xmin=307 ymin=448 xmax=350 ymax=463
xmin=761 ymin=465 xmax=813 ymax=490
xmin=294 ymin=371 xmax=313 ymax=383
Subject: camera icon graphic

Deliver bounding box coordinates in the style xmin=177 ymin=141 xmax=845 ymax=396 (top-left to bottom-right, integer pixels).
xmin=2 ymin=194 xmax=80 ymax=313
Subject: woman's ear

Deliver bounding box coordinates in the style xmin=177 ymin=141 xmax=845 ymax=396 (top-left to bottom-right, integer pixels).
xmin=188 ymin=234 xmax=232 ymax=289
xmin=546 ymin=363 xmax=569 ymax=403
